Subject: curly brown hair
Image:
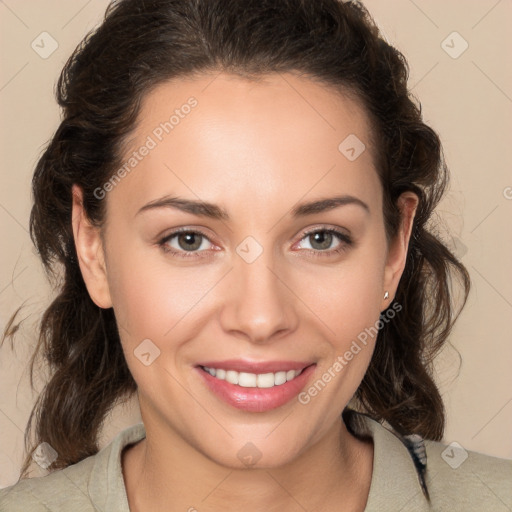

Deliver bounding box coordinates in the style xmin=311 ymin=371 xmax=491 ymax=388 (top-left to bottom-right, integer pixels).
xmin=2 ymin=0 xmax=470 ymax=479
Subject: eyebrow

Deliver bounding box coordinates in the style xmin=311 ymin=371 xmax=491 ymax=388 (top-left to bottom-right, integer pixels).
xmin=136 ymin=194 xmax=370 ymax=220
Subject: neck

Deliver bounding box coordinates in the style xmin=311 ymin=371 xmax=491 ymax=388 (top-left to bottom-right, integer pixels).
xmin=122 ymin=415 xmax=373 ymax=512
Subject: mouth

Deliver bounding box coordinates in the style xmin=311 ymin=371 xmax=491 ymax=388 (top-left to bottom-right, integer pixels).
xmin=195 ymin=360 xmax=316 ymax=412
xmin=200 ymin=366 xmax=304 ymax=388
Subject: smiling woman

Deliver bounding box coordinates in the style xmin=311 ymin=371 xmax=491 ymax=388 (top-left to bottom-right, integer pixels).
xmin=1 ymin=0 xmax=511 ymax=511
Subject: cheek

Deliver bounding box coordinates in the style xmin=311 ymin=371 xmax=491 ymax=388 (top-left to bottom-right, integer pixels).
xmin=293 ymin=229 xmax=387 ymax=409
xmin=104 ymin=233 xmax=218 ymax=346
xmin=300 ymin=235 xmax=387 ymax=347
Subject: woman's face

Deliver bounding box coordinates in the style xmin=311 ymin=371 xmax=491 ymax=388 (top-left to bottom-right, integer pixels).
xmin=74 ymin=72 xmax=415 ymax=468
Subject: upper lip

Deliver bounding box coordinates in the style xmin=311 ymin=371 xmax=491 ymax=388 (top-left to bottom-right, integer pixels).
xmin=197 ymin=359 xmax=315 ymax=373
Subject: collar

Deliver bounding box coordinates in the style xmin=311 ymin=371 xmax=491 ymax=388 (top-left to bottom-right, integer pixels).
xmin=86 ymin=411 xmax=430 ymax=511
xmin=347 ymin=411 xmax=431 ymax=511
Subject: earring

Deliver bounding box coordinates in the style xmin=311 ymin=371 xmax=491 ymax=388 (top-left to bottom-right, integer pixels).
xmin=383 ymin=291 xmax=389 ymax=300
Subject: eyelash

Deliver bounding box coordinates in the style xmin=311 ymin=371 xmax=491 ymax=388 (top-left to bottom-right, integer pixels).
xmin=157 ymin=226 xmax=353 ymax=260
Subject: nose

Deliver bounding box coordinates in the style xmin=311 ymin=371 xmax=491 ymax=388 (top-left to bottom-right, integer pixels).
xmin=219 ymin=248 xmax=299 ymax=344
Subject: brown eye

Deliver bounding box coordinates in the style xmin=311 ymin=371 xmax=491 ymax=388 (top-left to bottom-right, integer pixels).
xmin=159 ymin=229 xmax=214 ymax=258
xmin=308 ymin=231 xmax=334 ymax=251
xmin=295 ymin=227 xmax=353 ymax=257
xmin=176 ymin=232 xmax=203 ymax=251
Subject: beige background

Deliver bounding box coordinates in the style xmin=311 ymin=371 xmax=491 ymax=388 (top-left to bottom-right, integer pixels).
xmin=1 ymin=0 xmax=511 ymax=488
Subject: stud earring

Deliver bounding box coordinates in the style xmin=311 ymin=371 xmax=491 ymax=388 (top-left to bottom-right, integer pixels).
xmin=383 ymin=291 xmax=389 ymax=300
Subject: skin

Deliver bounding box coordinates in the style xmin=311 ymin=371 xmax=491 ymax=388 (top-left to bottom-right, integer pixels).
xmin=72 ymin=72 xmax=418 ymax=512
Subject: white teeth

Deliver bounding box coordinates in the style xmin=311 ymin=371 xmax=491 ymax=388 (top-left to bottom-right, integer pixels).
xmin=257 ymin=373 xmax=275 ymax=388
xmin=274 ymin=371 xmax=287 ymax=385
xmin=202 ymin=366 xmax=304 ymax=388
xmin=286 ymin=370 xmax=296 ymax=381
xmin=225 ymin=370 xmax=239 ymax=385
xmin=238 ymin=372 xmax=257 ymax=387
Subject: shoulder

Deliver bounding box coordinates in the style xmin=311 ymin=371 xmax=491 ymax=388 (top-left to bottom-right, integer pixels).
xmin=0 ymin=455 xmax=97 ymax=511
xmin=423 ymin=438 xmax=512 ymax=510
xmin=347 ymin=410 xmax=512 ymax=511
xmin=0 ymin=423 xmax=145 ymax=512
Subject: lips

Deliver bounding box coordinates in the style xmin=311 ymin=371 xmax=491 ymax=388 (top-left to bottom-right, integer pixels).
xmin=195 ymin=360 xmax=316 ymax=412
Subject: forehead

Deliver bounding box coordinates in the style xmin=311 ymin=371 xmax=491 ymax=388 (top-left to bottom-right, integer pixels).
xmin=108 ymin=72 xmax=380 ymax=218
xmin=131 ymin=72 xmax=373 ymax=148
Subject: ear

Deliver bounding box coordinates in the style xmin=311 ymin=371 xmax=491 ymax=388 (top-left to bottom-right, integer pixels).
xmin=381 ymin=191 xmax=419 ymax=311
xmin=71 ymin=184 xmax=112 ymax=309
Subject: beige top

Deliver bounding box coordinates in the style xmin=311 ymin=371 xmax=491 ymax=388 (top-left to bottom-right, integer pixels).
xmin=1 ymin=413 xmax=511 ymax=511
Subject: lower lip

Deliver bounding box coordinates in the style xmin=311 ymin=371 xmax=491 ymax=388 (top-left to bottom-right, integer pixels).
xmin=196 ymin=364 xmax=316 ymax=412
